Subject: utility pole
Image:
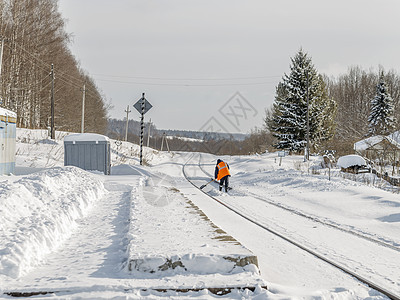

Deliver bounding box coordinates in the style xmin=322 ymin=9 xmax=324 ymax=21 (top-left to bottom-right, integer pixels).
xmin=81 ymin=83 xmax=86 ymax=133
xmin=133 ymin=92 xmax=152 ymax=165
xmin=50 ymin=63 xmax=55 ymax=139
xmin=147 ymin=118 xmax=151 ymax=147
xmin=160 ymin=132 xmax=170 ymax=153
xmin=139 ymin=93 xmax=145 ymax=165
xmin=124 ymin=105 xmax=131 ymax=142
xmin=305 ymin=71 xmax=310 ymax=161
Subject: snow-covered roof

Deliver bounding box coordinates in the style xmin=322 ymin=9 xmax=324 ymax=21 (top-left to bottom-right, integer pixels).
xmin=64 ymin=133 xmax=109 ymax=142
xmin=337 ymin=155 xmax=367 ymax=168
xmin=354 ymin=135 xmax=400 ymax=151
xmin=385 ymin=136 xmax=400 ymax=148
xmin=354 ymin=136 xmax=384 ymax=151
xmin=0 ymin=107 xmax=17 ymax=118
xmin=388 ymin=131 xmax=400 ymax=144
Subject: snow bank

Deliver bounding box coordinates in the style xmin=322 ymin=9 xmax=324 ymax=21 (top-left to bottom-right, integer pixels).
xmin=337 ymin=155 xmax=366 ymax=168
xmin=15 ymin=128 xmax=170 ymax=172
xmin=0 ymin=167 xmax=107 ymax=278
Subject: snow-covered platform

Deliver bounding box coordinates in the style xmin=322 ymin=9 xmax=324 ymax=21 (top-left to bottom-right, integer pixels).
xmin=1 ymin=165 xmax=266 ymax=298
xmin=126 ymin=170 xmax=266 ymax=290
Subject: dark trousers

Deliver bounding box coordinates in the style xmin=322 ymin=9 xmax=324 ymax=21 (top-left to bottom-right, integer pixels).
xmin=219 ymin=175 xmax=229 ymax=192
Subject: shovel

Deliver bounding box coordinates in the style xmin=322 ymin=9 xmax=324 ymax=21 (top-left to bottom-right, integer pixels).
xmin=200 ymin=178 xmax=216 ymax=189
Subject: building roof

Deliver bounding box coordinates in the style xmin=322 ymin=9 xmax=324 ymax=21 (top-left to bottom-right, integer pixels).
xmin=354 ymin=136 xmax=384 ymax=151
xmin=354 ymin=135 xmax=400 ymax=151
xmin=64 ymin=133 xmax=109 ymax=142
xmin=0 ymin=107 xmax=17 ymax=118
xmin=388 ymin=131 xmax=400 ymax=144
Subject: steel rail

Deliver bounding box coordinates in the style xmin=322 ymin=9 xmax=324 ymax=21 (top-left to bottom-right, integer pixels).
xmin=182 ymin=155 xmax=400 ymax=300
xmin=197 ymin=155 xmax=400 ymax=253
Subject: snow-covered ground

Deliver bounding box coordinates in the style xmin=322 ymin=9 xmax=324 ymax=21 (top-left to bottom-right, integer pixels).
xmin=1 ymin=128 xmax=399 ymax=299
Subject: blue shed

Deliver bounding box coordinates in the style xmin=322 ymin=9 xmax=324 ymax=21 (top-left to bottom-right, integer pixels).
xmin=0 ymin=108 xmax=17 ymax=175
xmin=64 ymin=133 xmax=111 ymax=175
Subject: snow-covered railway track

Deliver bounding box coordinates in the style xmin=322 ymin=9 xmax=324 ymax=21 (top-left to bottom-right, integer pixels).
xmin=182 ymin=154 xmax=400 ymax=300
xmin=197 ymin=155 xmax=400 ymax=253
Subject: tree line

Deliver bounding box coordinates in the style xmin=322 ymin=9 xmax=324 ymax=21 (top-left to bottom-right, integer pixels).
xmin=107 ymin=118 xmax=272 ymax=155
xmin=109 ymin=49 xmax=400 ymax=158
xmin=265 ymin=49 xmax=400 ymax=156
xmin=0 ymin=0 xmax=108 ymax=134
xmin=324 ymin=66 xmax=398 ymax=154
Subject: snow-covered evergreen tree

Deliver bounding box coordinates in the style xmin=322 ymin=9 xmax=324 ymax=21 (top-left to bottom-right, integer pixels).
xmin=266 ymin=49 xmax=336 ymax=152
xmin=368 ymin=72 xmax=396 ymax=136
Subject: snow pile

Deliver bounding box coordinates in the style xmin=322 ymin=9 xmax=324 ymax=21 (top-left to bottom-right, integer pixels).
xmin=337 ymin=154 xmax=367 ymax=168
xmin=0 ymin=166 xmax=106 ymax=279
xmin=15 ymin=128 xmax=68 ymax=171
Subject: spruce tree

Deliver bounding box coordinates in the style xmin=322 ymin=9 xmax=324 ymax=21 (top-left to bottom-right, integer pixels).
xmin=368 ymin=72 xmax=396 ymax=136
xmin=266 ymin=49 xmax=336 ymax=152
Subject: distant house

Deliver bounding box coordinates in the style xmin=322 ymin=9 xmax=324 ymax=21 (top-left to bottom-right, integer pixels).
xmin=354 ymin=134 xmax=400 ymax=174
xmin=354 ymin=135 xmax=400 ymax=160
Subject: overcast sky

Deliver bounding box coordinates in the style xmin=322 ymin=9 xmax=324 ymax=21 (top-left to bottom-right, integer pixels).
xmin=58 ymin=0 xmax=400 ymax=134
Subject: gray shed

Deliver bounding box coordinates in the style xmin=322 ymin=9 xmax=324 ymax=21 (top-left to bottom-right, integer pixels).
xmin=64 ymin=133 xmax=111 ymax=175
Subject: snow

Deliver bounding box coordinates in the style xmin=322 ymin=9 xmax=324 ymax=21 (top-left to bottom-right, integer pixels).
xmin=354 ymin=135 xmax=400 ymax=152
xmin=0 ymin=107 xmax=16 ymax=118
xmin=388 ymin=130 xmax=400 ymax=143
xmin=0 ymin=128 xmax=399 ymax=299
xmin=354 ymin=135 xmax=384 ymax=151
xmin=337 ymin=154 xmax=367 ymax=168
xmin=64 ymin=133 xmax=109 ymax=142
xmin=166 ymin=136 xmax=204 ymax=143
xmin=127 ymin=174 xmax=261 ymax=279
xmin=0 ymin=167 xmax=106 ymax=279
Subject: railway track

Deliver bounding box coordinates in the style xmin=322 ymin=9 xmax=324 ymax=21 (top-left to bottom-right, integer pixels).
xmin=196 ymin=155 xmax=400 ymax=253
xmin=182 ymin=154 xmax=400 ymax=300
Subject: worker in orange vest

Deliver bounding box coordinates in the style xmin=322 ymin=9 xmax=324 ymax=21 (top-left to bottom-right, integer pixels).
xmin=215 ymin=159 xmax=231 ymax=192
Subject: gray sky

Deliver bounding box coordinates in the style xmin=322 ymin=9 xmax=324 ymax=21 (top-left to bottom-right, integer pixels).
xmin=58 ymin=0 xmax=400 ymax=134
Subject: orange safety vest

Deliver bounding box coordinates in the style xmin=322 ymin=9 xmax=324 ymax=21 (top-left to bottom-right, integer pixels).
xmin=216 ymin=161 xmax=230 ymax=180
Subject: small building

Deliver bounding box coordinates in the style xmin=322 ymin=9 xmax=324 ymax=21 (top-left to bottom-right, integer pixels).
xmin=354 ymin=135 xmax=400 ymax=164
xmin=0 ymin=108 xmax=17 ymax=175
xmin=64 ymin=133 xmax=111 ymax=175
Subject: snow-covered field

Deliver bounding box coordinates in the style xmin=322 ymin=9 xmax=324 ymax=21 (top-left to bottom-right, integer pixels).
xmin=0 ymin=128 xmax=399 ymax=299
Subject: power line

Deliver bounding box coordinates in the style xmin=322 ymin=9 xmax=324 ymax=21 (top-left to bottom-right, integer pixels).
xmin=5 ymin=43 xmax=50 ymax=72
xmin=4 ymin=41 xmax=100 ymax=98
xmin=92 ymin=73 xmax=282 ymax=81
xmin=56 ymin=76 xmax=99 ymax=98
xmin=94 ymin=78 xmax=278 ymax=87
